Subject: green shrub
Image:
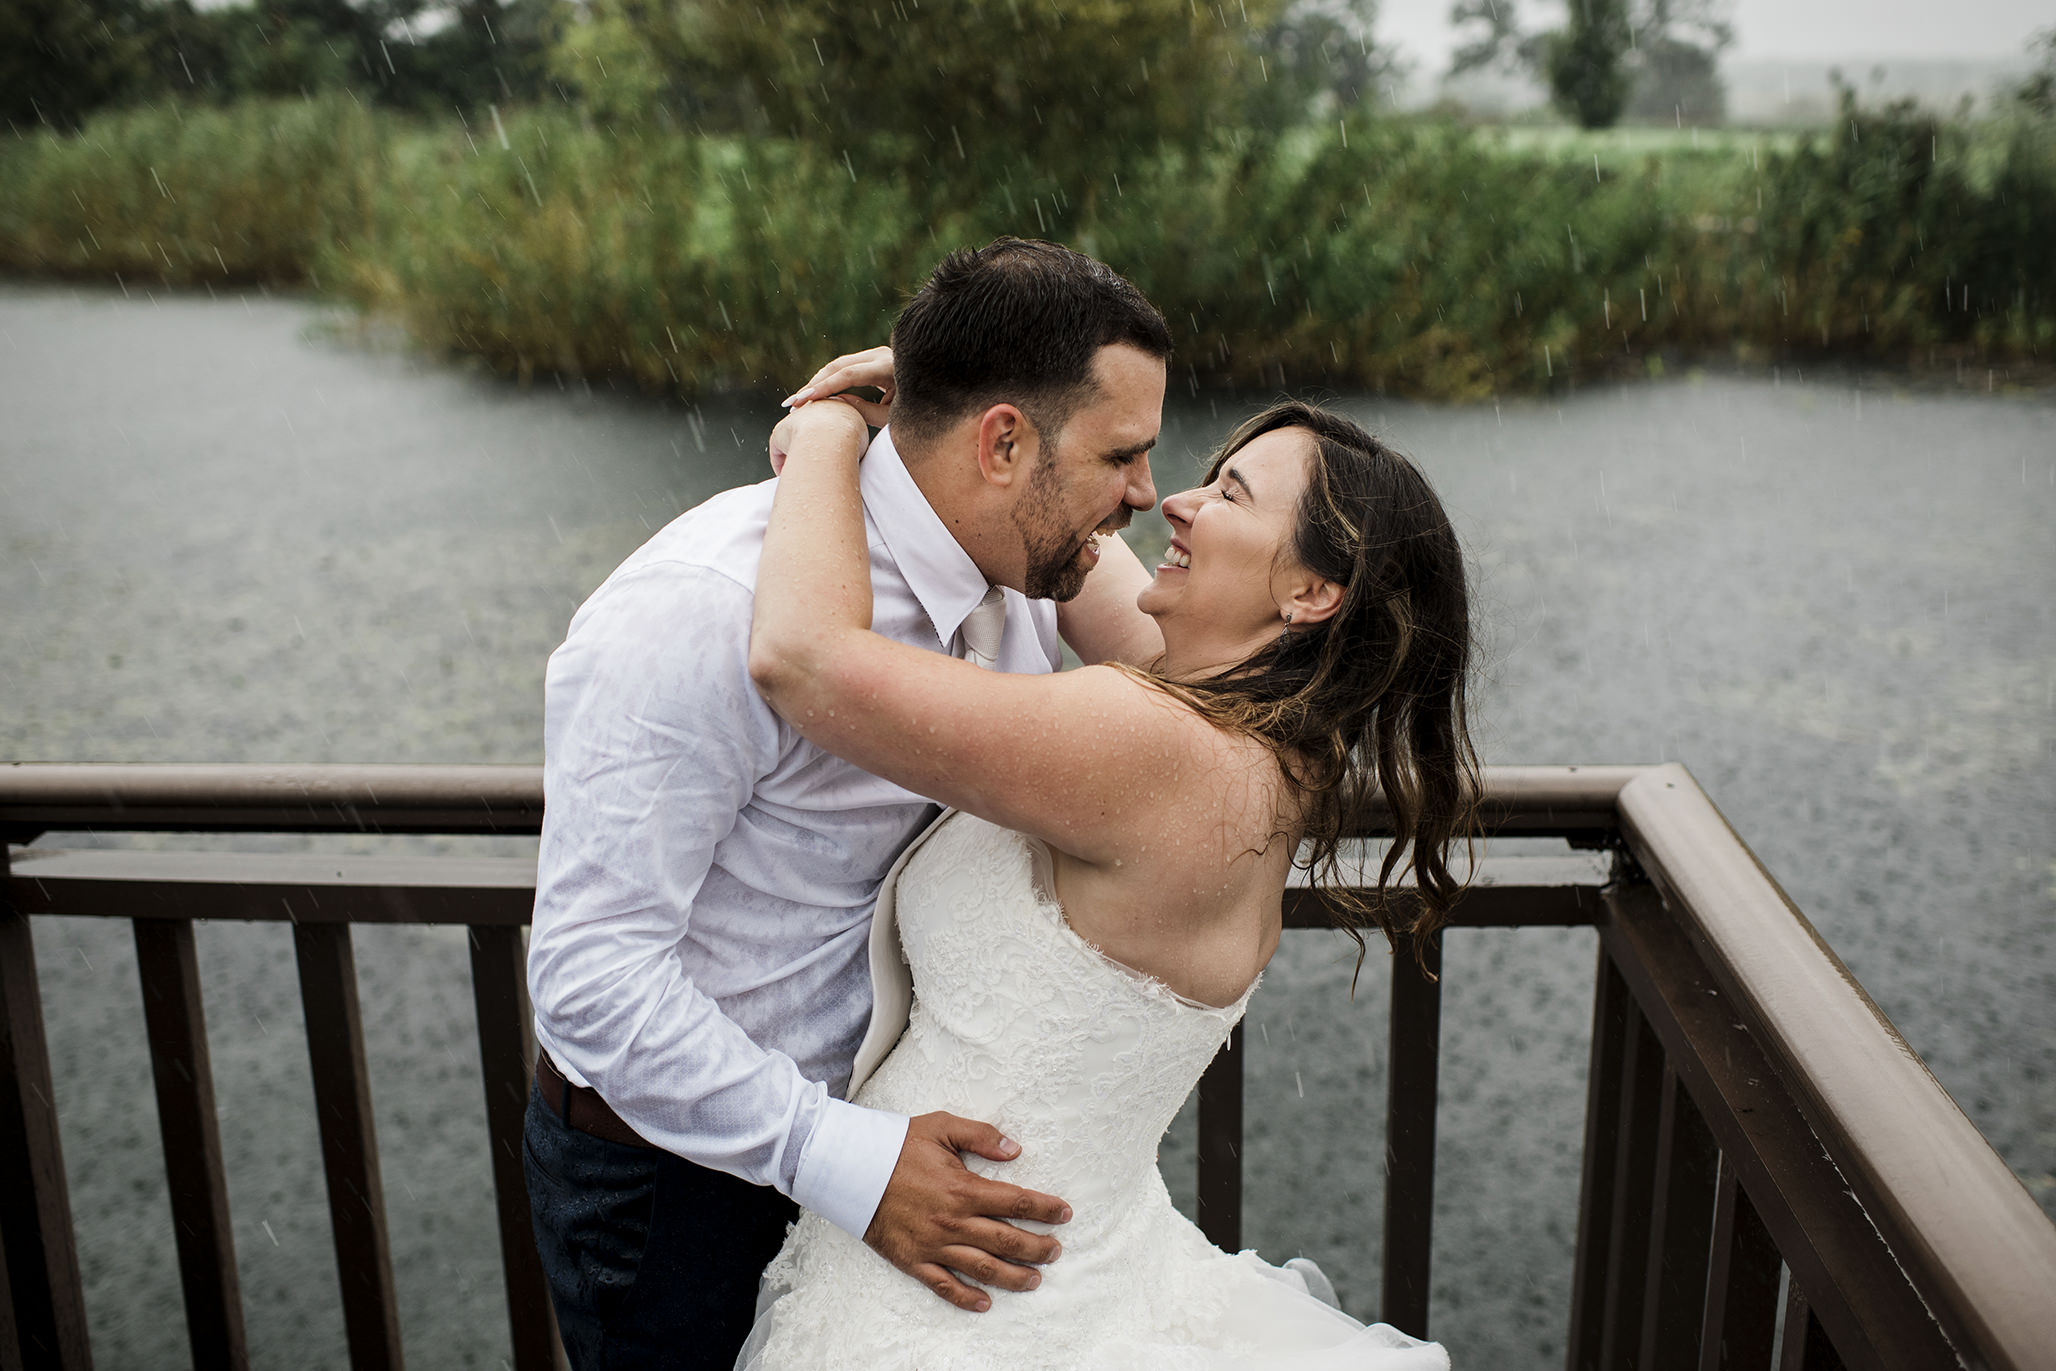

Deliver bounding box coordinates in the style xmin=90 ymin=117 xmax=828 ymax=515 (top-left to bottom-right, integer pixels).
xmin=331 ymin=113 xmax=937 ymax=391
xmin=0 ymin=97 xmax=386 ymax=285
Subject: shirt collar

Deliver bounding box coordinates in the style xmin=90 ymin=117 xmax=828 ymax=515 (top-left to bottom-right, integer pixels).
xmin=860 ymin=426 xmax=994 ymax=649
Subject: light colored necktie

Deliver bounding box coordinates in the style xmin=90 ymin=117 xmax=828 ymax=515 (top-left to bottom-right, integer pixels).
xmin=959 ymin=587 xmax=1006 ymax=670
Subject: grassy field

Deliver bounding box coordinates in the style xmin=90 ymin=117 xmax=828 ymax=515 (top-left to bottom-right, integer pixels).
xmin=2 ymin=97 xmax=2049 ymax=399
xmin=1488 ymin=124 xmax=1805 ymax=156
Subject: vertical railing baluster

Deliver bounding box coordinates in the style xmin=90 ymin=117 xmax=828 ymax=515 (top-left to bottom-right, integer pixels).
xmin=467 ymin=925 xmax=562 ymax=1371
xmin=1568 ymin=950 xmax=1631 ymax=1371
xmin=1698 ymin=1161 xmax=1780 ymax=1371
xmin=133 ymin=918 xmax=248 ymax=1369
xmin=1596 ymin=993 xmax=1665 ymax=1370
xmin=0 ymin=850 xmax=92 ymax=1371
xmin=1777 ymin=1283 xmax=1848 ymax=1371
xmin=294 ymin=923 xmax=404 ymax=1371
xmin=1382 ymin=928 xmax=1442 ymax=1339
xmin=1637 ymin=1064 xmax=1718 ymax=1369
xmin=1196 ymin=1023 xmax=1245 ymax=1252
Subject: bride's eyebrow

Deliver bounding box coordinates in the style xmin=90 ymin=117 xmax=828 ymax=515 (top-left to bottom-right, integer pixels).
xmin=1224 ymin=464 xmax=1255 ymax=500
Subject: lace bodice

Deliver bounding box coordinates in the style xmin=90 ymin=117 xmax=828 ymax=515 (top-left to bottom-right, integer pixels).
xmin=854 ymin=813 xmax=1252 ymax=1226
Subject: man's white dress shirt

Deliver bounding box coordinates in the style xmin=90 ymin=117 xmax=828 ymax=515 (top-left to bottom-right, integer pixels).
xmin=529 ymin=428 xmax=1060 ymax=1241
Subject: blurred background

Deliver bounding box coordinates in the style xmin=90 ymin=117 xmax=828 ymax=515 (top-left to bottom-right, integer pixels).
xmin=3 ymin=1 xmax=2051 ymax=1368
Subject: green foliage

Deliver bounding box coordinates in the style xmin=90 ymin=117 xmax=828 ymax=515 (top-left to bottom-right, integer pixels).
xmin=1732 ymin=87 xmax=2056 ymax=358
xmin=0 ymin=0 xmax=559 ymax=127
xmin=1546 ymin=0 xmax=1632 ymax=129
xmin=0 ymin=97 xmax=386 ymax=284
xmin=574 ymin=0 xmax=1287 ymax=183
xmin=3 ymin=93 xmax=2050 ymax=399
xmin=333 ymin=113 xmax=940 ymax=389
xmin=1 ymin=0 xmax=159 ymax=130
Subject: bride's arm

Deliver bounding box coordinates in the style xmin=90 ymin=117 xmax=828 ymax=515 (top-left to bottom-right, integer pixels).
xmin=749 ymin=405 xmax=1203 ymax=867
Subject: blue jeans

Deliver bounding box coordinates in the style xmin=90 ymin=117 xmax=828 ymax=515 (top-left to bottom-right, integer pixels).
xmin=523 ymin=1081 xmax=800 ymax=1370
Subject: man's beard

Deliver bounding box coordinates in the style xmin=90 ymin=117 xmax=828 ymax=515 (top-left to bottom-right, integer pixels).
xmin=1012 ymin=450 xmax=1116 ymax=602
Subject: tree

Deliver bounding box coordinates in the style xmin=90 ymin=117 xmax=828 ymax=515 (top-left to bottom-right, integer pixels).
xmin=2014 ymin=28 xmax=2056 ymax=115
xmin=0 ymin=0 xmax=560 ymax=125
xmin=1621 ymin=0 xmax=1730 ymax=122
xmin=1545 ymin=0 xmax=1630 ymax=127
xmin=1450 ymin=0 xmax=1731 ymax=125
xmin=213 ymin=0 xmax=555 ymax=109
xmin=556 ymin=0 xmax=1288 ymax=180
xmin=396 ymin=0 xmax=559 ymax=112
xmin=1247 ymin=0 xmax=1404 ymax=126
xmin=1449 ymin=0 xmax=1550 ymax=83
xmin=1 ymin=0 xmax=157 ymax=129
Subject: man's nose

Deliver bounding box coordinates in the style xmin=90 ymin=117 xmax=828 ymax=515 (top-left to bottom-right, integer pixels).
xmin=1125 ymin=456 xmax=1159 ymax=511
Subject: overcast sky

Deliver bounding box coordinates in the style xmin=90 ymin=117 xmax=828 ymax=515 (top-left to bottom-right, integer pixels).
xmin=1377 ymin=0 xmax=2052 ymax=73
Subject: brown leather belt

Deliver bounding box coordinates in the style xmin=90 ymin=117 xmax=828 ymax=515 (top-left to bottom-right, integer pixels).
xmin=535 ymin=1049 xmax=653 ymax=1149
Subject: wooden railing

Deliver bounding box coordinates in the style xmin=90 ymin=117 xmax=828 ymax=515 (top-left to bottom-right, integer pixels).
xmin=2 ymin=762 xmax=2053 ymax=1371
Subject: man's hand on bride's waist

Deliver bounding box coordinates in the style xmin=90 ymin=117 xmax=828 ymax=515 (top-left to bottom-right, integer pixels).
xmin=864 ymin=1110 xmax=1072 ymax=1313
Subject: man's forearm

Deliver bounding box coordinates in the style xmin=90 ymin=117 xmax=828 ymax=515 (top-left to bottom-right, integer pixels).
xmin=533 ymin=973 xmax=909 ymax=1239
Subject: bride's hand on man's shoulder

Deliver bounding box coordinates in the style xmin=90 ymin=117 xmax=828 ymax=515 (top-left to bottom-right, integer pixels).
xmin=768 ymin=345 xmax=896 ymax=474
xmin=768 ymin=346 xmax=895 ymax=476
xmin=781 ymin=345 xmax=895 ymax=416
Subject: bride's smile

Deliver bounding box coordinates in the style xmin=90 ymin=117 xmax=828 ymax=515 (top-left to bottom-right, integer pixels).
xmin=1140 ymin=426 xmax=1344 ymax=682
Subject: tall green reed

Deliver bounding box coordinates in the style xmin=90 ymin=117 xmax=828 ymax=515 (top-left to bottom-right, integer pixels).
xmin=0 ymin=97 xmax=386 ymax=285
xmin=336 ymin=113 xmax=937 ymax=391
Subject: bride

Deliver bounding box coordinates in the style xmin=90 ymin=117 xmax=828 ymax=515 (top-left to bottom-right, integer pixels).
xmin=741 ymin=361 xmax=1475 ymax=1368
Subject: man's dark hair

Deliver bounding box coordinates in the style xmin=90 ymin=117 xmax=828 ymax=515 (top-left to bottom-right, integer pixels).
xmin=889 ymin=238 xmax=1172 ymax=448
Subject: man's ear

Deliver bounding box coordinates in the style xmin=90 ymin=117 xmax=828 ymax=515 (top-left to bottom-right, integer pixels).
xmin=975 ymin=404 xmax=1036 ymax=488
xmin=1282 ymin=575 xmax=1345 ymax=628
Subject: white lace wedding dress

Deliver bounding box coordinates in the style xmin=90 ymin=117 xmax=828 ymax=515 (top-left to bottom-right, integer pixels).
xmin=736 ymin=812 xmax=1449 ymax=1370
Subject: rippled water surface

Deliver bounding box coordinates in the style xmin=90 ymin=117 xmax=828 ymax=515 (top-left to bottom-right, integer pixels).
xmin=4 ymin=283 xmax=2051 ymax=1369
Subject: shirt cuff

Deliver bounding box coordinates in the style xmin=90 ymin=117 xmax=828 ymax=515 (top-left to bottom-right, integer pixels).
xmin=791 ymin=1098 xmax=910 ymax=1242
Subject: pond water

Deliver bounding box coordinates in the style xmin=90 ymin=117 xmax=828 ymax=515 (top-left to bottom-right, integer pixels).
xmin=3 ymin=283 xmax=2051 ymax=1369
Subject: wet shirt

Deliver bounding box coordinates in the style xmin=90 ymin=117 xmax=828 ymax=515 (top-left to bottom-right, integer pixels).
xmin=528 ymin=428 xmax=1060 ymax=1240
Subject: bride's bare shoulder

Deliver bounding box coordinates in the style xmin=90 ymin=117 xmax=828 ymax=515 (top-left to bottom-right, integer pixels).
xmin=1068 ymin=667 xmax=1297 ymax=841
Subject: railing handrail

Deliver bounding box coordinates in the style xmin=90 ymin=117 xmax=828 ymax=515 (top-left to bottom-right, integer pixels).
xmin=0 ymin=761 xmax=549 ymax=835
xmin=1616 ymin=764 xmax=2056 ymax=1369
xmin=0 ymin=761 xmax=1644 ymax=838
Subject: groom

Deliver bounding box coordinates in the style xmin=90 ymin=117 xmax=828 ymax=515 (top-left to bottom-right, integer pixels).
xmin=523 ymin=238 xmax=1172 ymax=1369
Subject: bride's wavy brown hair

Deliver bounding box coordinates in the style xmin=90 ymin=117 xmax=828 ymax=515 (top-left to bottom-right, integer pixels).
xmin=1127 ymin=401 xmax=1480 ymax=979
